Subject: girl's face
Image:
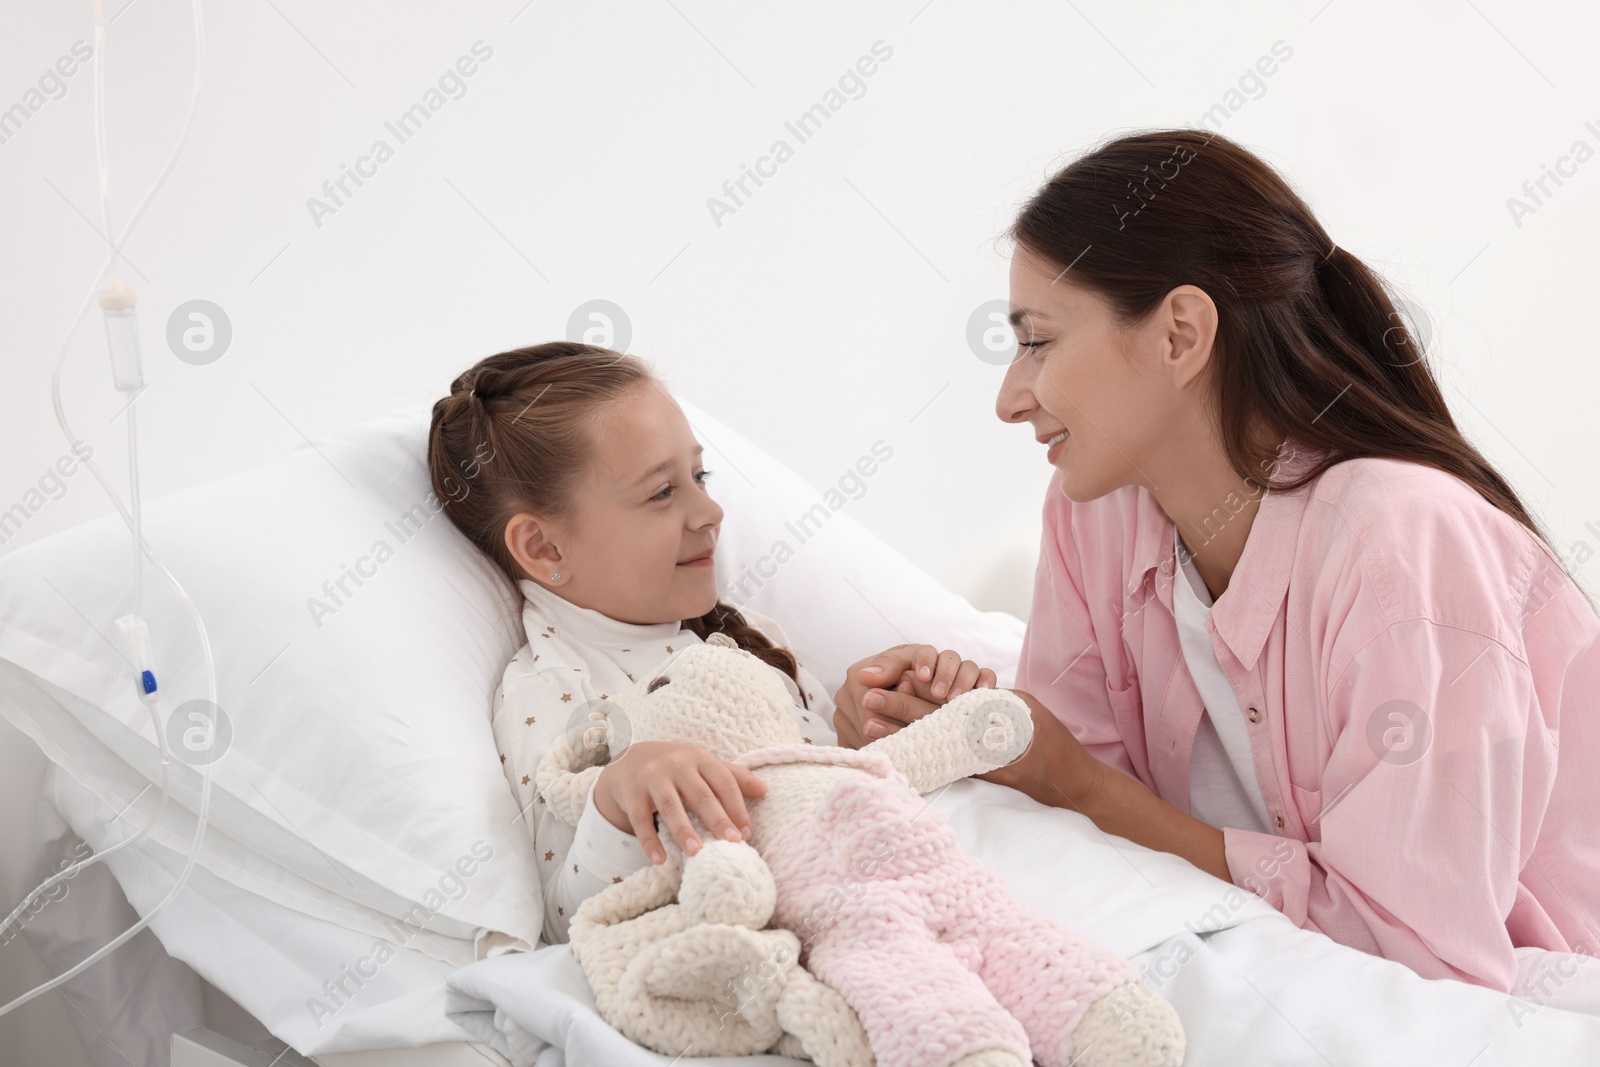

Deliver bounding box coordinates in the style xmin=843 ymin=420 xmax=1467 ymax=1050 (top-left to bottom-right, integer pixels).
xmin=995 ymin=247 xmax=1206 ymax=502
xmin=507 ymin=381 xmax=724 ymax=625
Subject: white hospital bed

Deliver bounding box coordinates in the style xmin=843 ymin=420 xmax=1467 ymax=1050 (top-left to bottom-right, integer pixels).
xmin=3 ymin=400 xmax=1598 ymax=1067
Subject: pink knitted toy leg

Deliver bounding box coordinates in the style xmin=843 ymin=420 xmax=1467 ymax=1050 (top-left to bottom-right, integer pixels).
xmin=764 ymin=775 xmax=1035 ymax=1067
xmin=805 ymin=918 xmax=1030 ymax=1067
xmin=970 ymin=891 xmax=1142 ymax=1067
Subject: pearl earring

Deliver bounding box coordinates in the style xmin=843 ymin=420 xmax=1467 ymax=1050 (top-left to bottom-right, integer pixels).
xmin=551 ymin=572 xmax=561 ymax=582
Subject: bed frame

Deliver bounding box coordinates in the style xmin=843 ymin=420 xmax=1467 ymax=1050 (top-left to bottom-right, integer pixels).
xmin=171 ymin=1028 xmax=318 ymax=1066
xmin=170 ymin=1028 xmax=512 ymax=1066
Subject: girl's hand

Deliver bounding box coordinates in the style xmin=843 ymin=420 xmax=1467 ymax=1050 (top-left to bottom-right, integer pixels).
xmin=832 ymin=644 xmax=998 ymax=748
xmin=592 ymin=741 xmax=768 ymax=864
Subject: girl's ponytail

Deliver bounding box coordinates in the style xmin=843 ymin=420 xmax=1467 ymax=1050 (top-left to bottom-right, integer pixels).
xmin=681 ymin=601 xmax=808 ymax=709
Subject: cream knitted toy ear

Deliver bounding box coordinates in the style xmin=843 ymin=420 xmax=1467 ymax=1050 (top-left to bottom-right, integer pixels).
xmin=567 ymin=828 xmax=874 ymax=1065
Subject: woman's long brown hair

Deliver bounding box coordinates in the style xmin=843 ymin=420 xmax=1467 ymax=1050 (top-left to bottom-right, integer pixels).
xmin=1010 ymin=128 xmax=1591 ymax=612
xmin=427 ymin=342 xmax=807 ymax=702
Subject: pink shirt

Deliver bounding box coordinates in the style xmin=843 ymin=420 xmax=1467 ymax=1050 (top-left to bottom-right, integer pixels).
xmin=1016 ymin=439 xmax=1600 ymax=992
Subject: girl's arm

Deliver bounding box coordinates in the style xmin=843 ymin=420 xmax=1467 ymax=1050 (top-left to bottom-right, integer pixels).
xmin=525 ymin=713 xmax=772 ymax=941
xmin=494 ymin=657 xmax=583 ymax=841
xmin=544 ymin=777 xmax=653 ymax=942
xmin=495 ymin=656 xmax=652 ymax=944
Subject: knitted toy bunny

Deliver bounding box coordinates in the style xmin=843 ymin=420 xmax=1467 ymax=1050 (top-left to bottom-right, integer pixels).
xmin=559 ymin=814 xmax=876 ymax=1067
xmin=538 ymin=634 xmax=1186 ymax=1067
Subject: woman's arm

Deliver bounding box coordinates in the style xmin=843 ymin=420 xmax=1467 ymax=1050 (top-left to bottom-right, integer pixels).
xmin=997 ymin=468 xmax=1232 ymax=875
xmin=1216 ymin=617 xmax=1544 ymax=991
xmin=1008 ymin=616 xmax=1553 ymax=992
xmin=983 ymin=689 xmax=1230 ymax=883
xmin=848 ymin=672 xmax=1231 ymax=883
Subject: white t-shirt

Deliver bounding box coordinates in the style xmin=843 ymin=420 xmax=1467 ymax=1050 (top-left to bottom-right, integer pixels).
xmin=491 ymin=578 xmax=837 ymax=944
xmin=1171 ymin=528 xmax=1271 ymax=834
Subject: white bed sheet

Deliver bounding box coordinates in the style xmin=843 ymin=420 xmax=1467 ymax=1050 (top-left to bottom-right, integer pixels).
xmin=444 ymin=777 xmax=1600 ymax=1067
xmin=45 ymin=763 xmax=511 ymax=1059
xmin=446 ymin=923 xmax=1600 ymax=1067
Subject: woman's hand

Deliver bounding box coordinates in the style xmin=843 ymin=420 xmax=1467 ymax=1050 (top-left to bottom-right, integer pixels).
xmin=832 ymin=644 xmax=999 ymax=748
xmin=974 ymin=689 xmax=1103 ymax=806
xmin=592 ymin=741 xmax=768 ymax=865
xmin=972 ymin=691 xmax=1230 ymax=883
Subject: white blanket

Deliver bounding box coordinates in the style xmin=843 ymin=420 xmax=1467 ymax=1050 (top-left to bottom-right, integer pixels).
xmin=445 ymin=777 xmax=1600 ymax=1066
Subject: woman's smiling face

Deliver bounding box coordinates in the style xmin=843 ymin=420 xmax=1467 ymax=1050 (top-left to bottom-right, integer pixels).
xmin=995 ymin=246 xmax=1205 ymax=502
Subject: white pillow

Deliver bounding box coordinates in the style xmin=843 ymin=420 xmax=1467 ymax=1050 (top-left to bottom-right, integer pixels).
xmin=0 ymin=396 xmax=1024 ymax=1053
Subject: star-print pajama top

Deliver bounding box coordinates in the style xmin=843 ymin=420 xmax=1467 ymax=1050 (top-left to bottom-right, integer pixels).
xmin=492 ymin=577 xmax=838 ymax=944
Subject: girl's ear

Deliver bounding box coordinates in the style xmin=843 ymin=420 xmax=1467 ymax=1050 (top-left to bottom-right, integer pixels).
xmin=505 ymin=512 xmax=562 ymax=581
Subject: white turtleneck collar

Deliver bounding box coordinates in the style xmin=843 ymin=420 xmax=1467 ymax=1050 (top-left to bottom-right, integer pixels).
xmin=516 ymin=578 xmax=685 ymax=649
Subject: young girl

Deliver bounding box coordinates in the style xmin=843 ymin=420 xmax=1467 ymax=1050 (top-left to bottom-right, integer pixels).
xmin=426 ymin=343 xmax=992 ymax=945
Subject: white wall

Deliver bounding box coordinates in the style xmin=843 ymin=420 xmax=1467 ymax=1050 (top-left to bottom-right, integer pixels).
xmin=2 ymin=0 xmax=1598 ymax=623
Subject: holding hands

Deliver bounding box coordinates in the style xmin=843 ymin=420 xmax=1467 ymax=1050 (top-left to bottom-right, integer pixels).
xmin=595 ymin=643 xmax=1114 ymax=869
xmin=832 ymin=642 xmax=1103 ymax=807
xmin=832 ymin=643 xmax=999 ymax=747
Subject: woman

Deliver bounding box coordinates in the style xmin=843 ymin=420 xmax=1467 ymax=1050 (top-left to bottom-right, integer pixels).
xmin=833 ymin=129 xmax=1600 ymax=997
